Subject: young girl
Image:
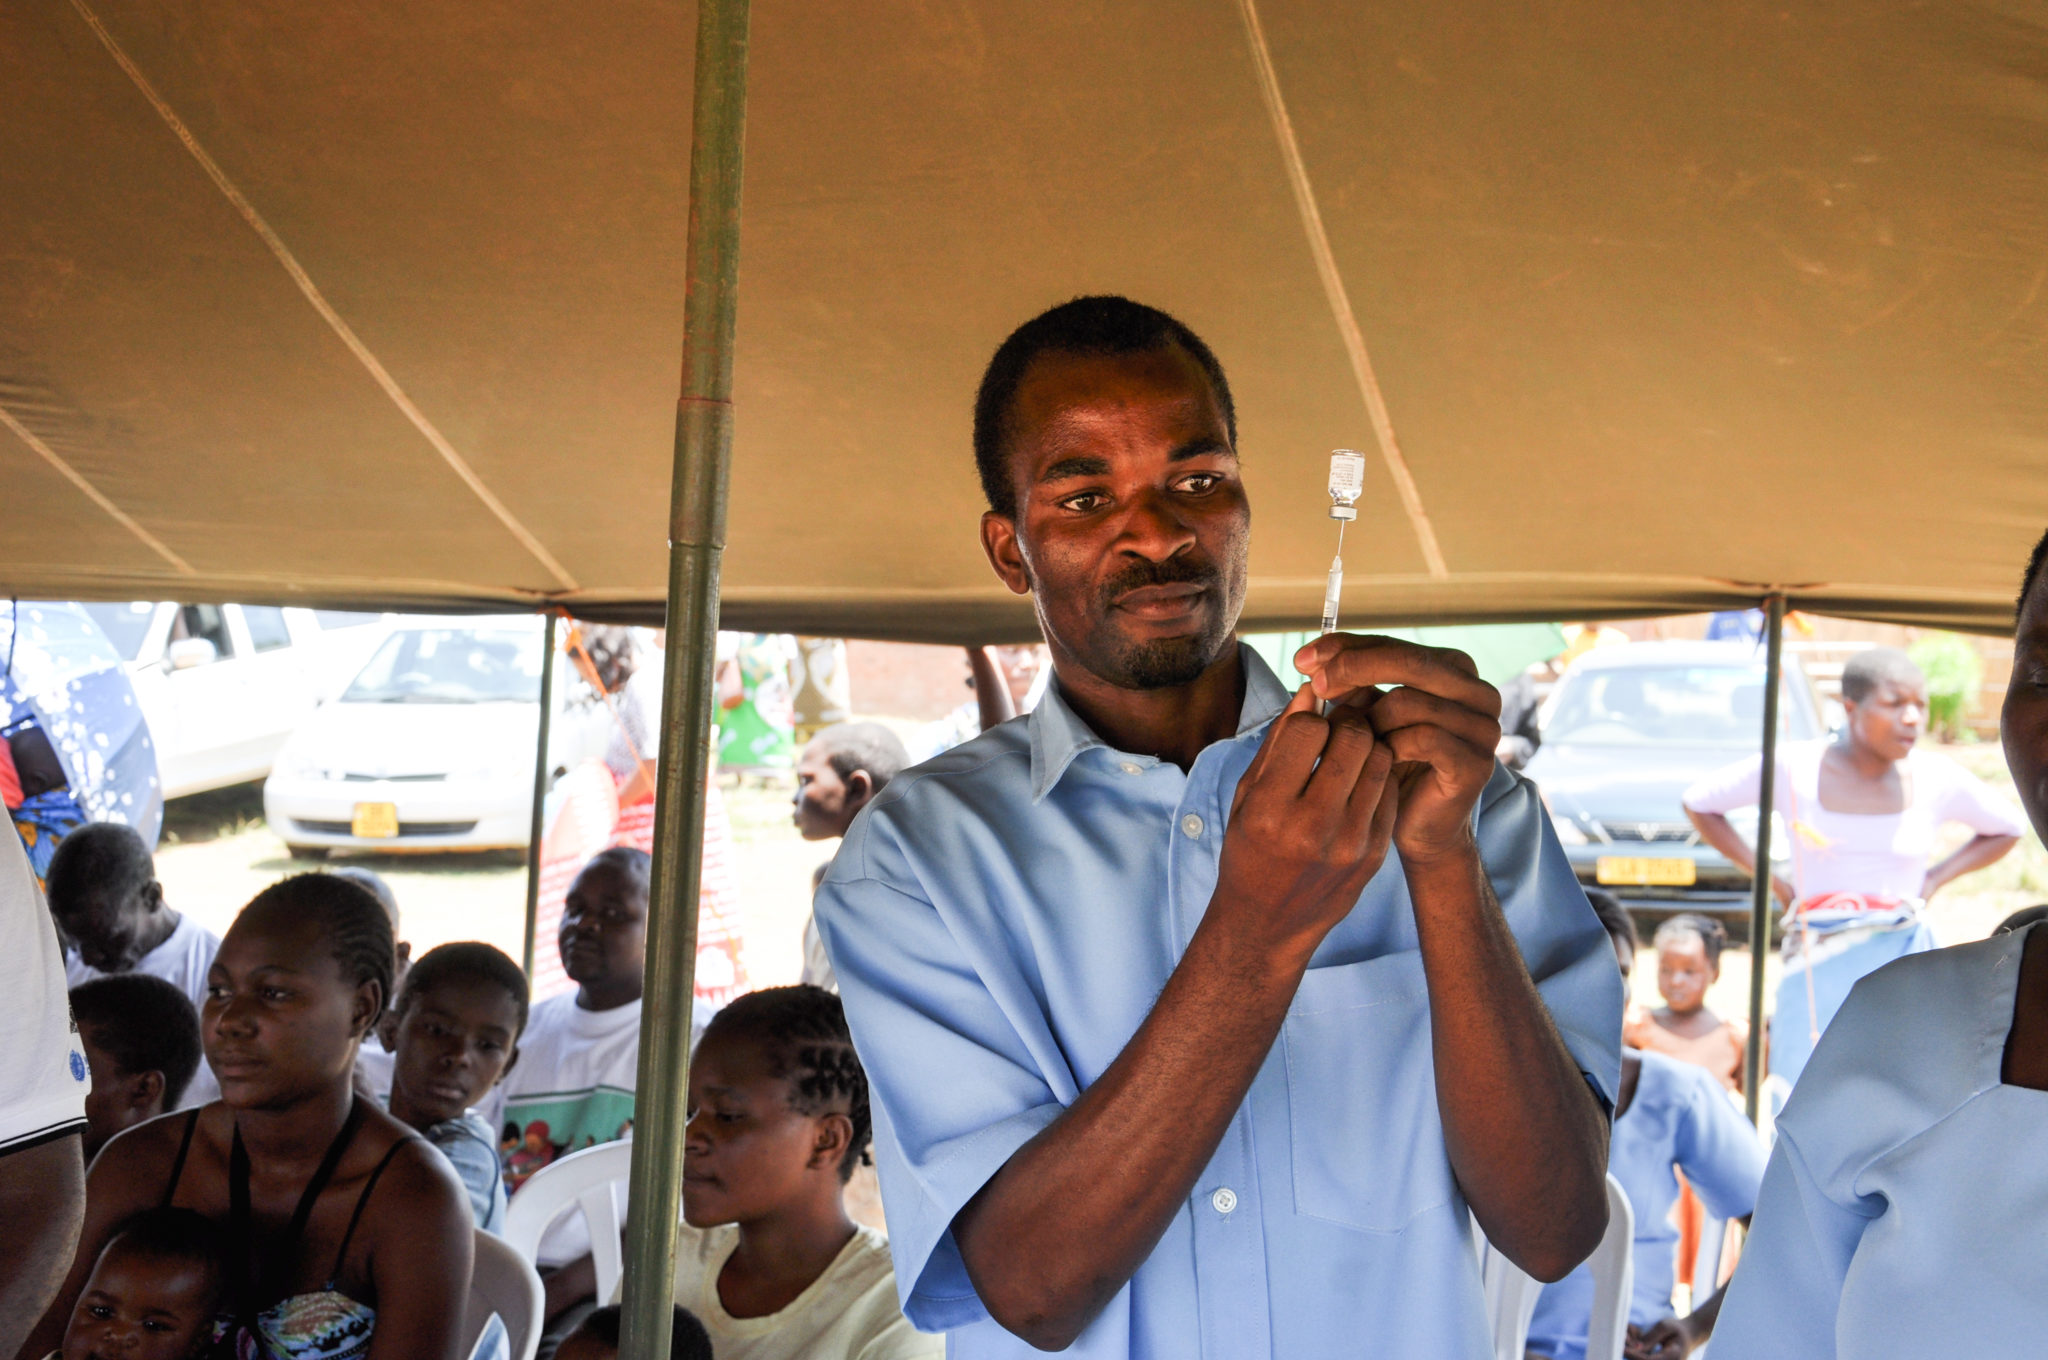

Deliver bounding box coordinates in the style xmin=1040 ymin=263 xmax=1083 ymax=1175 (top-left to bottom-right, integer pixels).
xmin=657 ymin=985 xmax=939 ymax=1359
xmin=1624 ymin=914 xmax=1748 ymax=1093
xmin=22 ymin=873 xmax=474 ymax=1360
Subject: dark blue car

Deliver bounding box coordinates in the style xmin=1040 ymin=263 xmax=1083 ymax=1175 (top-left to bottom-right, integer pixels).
xmin=1522 ymin=641 xmax=1824 ymax=919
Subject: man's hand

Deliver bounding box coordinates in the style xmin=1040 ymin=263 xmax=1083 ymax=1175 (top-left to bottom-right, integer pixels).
xmin=1625 ymin=1315 xmax=1701 ymax=1359
xmin=1212 ymin=685 xmax=1398 ymax=962
xmin=1294 ymin=635 xmax=1502 ymax=865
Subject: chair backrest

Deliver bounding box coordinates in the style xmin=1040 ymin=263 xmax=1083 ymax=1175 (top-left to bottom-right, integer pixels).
xmin=502 ymin=1140 xmax=634 ymax=1303
xmin=1584 ymin=1173 xmax=1637 ymax=1360
xmin=1475 ymin=1216 xmax=1544 ymax=1360
xmin=464 ymin=1229 xmax=544 ymax=1360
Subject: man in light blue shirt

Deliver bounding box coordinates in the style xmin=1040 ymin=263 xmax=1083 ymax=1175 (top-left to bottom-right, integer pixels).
xmin=815 ymin=296 xmax=1622 ymax=1358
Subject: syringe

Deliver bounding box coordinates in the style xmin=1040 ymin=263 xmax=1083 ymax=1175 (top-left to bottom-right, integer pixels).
xmin=1318 ymin=451 xmax=1366 ymax=714
xmin=1322 ymin=450 xmax=1366 ymax=636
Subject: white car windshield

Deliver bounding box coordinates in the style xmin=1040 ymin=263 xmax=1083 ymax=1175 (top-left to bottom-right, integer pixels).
xmin=1543 ymin=665 xmax=1815 ymax=746
xmin=342 ymin=628 xmax=541 ymax=704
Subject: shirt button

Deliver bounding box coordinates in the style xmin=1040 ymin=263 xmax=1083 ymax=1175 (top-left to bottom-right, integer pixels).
xmin=1211 ymin=1187 xmax=1237 ymax=1215
xmin=1181 ymin=813 xmax=1204 ymax=839
xmin=1119 ymin=762 xmax=1142 ymax=775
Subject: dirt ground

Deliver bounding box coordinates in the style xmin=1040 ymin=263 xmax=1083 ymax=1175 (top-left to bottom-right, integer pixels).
xmin=157 ymin=773 xmax=831 ymax=991
xmin=157 ymin=743 xmax=2044 ymax=1036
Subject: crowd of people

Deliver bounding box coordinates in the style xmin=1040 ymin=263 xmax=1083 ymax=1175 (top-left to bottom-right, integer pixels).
xmin=2 ymin=294 xmax=2045 ymax=1360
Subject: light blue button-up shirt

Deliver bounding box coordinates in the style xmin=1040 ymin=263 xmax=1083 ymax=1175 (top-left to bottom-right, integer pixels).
xmin=816 ymin=646 xmax=1622 ymax=1359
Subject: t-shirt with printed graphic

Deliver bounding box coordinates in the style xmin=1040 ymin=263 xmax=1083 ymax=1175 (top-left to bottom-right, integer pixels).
xmin=498 ymin=992 xmax=641 ymax=1265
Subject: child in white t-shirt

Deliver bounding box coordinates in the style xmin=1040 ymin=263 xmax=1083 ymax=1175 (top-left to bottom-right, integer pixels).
xmin=500 ymin=847 xmax=651 ymax=1338
xmin=47 ymin=823 xmax=221 ymax=1108
xmin=650 ymin=984 xmax=938 ymax=1360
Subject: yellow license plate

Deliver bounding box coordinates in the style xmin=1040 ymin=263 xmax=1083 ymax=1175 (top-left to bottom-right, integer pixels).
xmin=1596 ymin=855 xmax=1696 ymax=886
xmin=351 ymin=802 xmax=399 ymax=838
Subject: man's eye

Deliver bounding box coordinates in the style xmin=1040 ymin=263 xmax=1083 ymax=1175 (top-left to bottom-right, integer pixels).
xmin=205 ymin=986 xmax=230 ymax=1002
xmin=262 ymin=987 xmax=291 ymax=1002
xmin=1059 ymin=492 xmax=1109 ymax=513
xmin=1177 ymin=473 xmax=1222 ymax=494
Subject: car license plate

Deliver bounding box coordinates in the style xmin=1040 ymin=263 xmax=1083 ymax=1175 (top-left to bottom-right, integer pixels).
xmin=351 ymin=802 xmax=399 ymax=839
xmin=1596 ymin=856 xmax=1696 ymax=887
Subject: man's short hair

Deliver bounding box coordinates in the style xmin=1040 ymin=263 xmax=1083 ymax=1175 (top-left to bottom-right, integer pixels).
xmin=2019 ymin=524 xmax=2048 ymax=618
xmin=45 ymin=821 xmax=155 ymax=913
xmin=972 ymin=296 xmax=1237 ymax=519
xmin=1840 ymin=647 xmax=1923 ymax=704
xmin=1583 ymin=889 xmax=1637 ymax=955
xmin=397 ymin=941 xmax=531 ymax=1039
xmin=70 ymin=974 xmax=203 ymax=1107
xmin=809 ymin=722 xmax=911 ymax=792
xmin=329 ymin=866 xmax=400 ymax=931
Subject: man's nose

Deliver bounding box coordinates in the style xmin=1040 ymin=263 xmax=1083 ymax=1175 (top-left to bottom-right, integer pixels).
xmin=1115 ymin=487 xmax=1197 ymax=557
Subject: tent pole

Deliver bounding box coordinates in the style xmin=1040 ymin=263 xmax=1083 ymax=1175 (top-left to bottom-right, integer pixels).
xmin=521 ymin=609 xmax=558 ymax=980
xmin=1742 ymin=594 xmax=1787 ymax=1123
xmin=618 ymin=0 xmax=751 ymax=1354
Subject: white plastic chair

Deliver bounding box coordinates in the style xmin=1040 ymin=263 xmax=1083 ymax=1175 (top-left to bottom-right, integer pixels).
xmin=463 ymin=1229 xmax=543 ymax=1360
xmin=1477 ymin=1173 xmax=1635 ymax=1360
xmin=502 ymin=1140 xmax=634 ymax=1304
xmin=1585 ymin=1174 xmax=1637 ymax=1360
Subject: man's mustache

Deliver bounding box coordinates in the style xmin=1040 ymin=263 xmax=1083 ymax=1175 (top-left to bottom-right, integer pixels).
xmin=1100 ymin=556 xmax=1222 ymax=608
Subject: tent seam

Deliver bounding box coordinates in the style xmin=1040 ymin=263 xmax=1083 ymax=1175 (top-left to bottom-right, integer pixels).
xmin=0 ymin=403 xmax=195 ymax=575
xmin=1234 ymin=0 xmax=1448 ymax=579
xmin=66 ymin=0 xmax=579 ymax=593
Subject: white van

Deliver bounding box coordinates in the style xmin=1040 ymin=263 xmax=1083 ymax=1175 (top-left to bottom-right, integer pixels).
xmin=78 ymin=603 xmax=391 ymax=799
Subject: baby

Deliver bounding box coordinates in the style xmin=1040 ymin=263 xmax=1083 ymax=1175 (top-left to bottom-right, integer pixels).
xmin=51 ymin=1208 xmax=224 ymax=1360
xmin=554 ymin=1303 xmax=712 ymax=1360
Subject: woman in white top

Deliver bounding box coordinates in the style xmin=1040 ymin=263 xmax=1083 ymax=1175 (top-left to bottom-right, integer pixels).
xmin=1683 ymin=647 xmax=2024 ymax=1084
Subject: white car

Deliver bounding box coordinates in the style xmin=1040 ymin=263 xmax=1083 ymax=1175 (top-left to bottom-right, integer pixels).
xmin=262 ymin=616 xmax=610 ymax=857
xmin=79 ymin=602 xmax=391 ymax=798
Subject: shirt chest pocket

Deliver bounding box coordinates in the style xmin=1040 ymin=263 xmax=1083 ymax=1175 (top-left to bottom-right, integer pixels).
xmin=1282 ymin=951 xmax=1457 ymax=1233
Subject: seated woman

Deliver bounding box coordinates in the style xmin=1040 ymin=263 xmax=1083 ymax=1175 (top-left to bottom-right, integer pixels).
xmin=1712 ymin=529 xmax=2048 ymax=1357
xmin=631 ymin=984 xmax=939 ymax=1359
xmin=19 ymin=873 xmax=474 ymax=1360
xmin=1683 ymin=646 xmax=2026 ymax=1086
xmin=1624 ymin=914 xmax=1747 ymax=1093
xmin=1526 ymin=894 xmax=1766 ymax=1360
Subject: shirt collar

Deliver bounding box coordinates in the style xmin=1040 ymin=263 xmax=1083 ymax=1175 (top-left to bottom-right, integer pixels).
xmin=1028 ymin=643 xmax=1292 ymax=802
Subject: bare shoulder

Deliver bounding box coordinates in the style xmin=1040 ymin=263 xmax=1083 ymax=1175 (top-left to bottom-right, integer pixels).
xmin=95 ymin=1105 xmax=207 ymax=1190
xmin=357 ymin=1104 xmax=468 ymax=1220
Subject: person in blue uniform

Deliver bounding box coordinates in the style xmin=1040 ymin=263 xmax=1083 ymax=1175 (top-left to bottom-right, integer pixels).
xmin=815 ymin=296 xmax=1623 ymax=1359
xmin=1711 ymin=524 xmax=2048 ymax=1357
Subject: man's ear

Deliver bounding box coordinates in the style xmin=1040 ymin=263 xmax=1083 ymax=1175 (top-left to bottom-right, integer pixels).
xmin=394 ymin=940 xmax=413 ymax=971
xmin=127 ymin=1068 xmax=166 ymax=1116
xmin=140 ymin=879 xmax=165 ymax=914
xmin=843 ymin=769 xmax=875 ymax=812
xmin=810 ymin=1112 xmax=854 ymax=1175
xmin=979 ymin=513 xmax=1033 ymax=597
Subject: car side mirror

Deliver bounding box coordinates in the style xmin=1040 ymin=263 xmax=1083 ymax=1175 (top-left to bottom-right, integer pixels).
xmin=166 ymin=637 xmax=218 ymax=671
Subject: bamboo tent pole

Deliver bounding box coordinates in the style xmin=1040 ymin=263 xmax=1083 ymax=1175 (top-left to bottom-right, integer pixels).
xmin=1742 ymin=594 xmax=1787 ymax=1123
xmin=521 ymin=609 xmax=558 ymax=979
xmin=618 ymin=0 xmax=752 ymax=1354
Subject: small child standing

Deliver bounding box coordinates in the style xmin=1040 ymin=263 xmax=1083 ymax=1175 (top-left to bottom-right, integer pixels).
xmin=659 ymin=985 xmax=939 ymax=1360
xmin=1624 ymin=913 xmax=1749 ymax=1093
xmin=554 ymin=1304 xmax=713 ymax=1360
xmin=48 ymin=1208 xmax=226 ymax=1360
xmin=69 ymin=974 xmax=203 ymax=1161
xmin=384 ymin=942 xmax=528 ymax=1233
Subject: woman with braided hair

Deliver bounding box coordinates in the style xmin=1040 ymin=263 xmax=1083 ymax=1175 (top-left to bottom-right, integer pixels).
xmin=656 ymin=985 xmax=938 ymax=1359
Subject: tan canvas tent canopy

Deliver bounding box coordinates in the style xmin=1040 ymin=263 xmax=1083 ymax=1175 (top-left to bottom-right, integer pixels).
xmin=7 ymin=0 xmax=2048 ymax=638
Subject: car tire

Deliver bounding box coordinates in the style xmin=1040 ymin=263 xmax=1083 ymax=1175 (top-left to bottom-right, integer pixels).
xmin=287 ymin=844 xmax=329 ymax=862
